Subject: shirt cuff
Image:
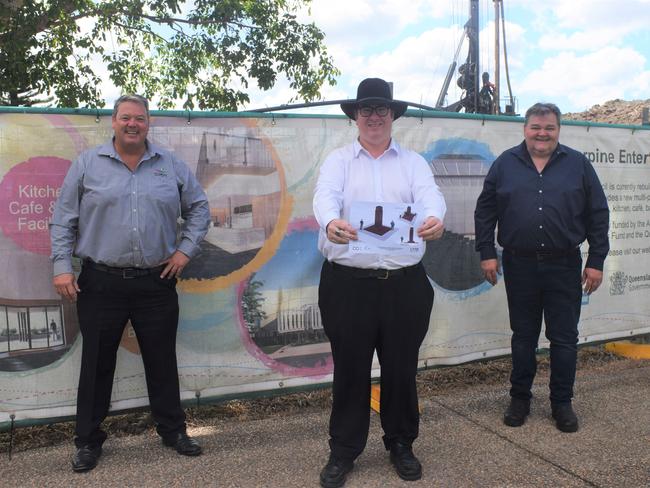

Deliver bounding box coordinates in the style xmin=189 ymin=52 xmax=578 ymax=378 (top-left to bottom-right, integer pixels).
xmin=479 ymin=247 xmax=498 ymax=261
xmin=321 ymin=213 xmax=340 ymax=231
xmin=585 ymin=254 xmax=605 ymax=271
xmin=53 ymin=259 xmax=73 ymax=277
xmin=177 ymin=238 xmax=200 ymax=259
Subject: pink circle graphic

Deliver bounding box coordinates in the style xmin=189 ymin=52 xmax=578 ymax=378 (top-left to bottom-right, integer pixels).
xmin=236 ymin=217 xmax=333 ymax=378
xmin=0 ymin=157 xmax=71 ymax=255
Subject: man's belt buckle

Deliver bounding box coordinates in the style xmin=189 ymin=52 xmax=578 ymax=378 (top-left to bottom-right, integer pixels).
xmin=377 ymin=269 xmax=390 ymax=280
xmin=536 ymin=250 xmax=554 ymax=260
xmin=121 ymin=268 xmax=138 ymax=279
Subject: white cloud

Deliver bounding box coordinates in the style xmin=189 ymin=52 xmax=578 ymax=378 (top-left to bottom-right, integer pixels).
xmin=549 ymin=0 xmax=650 ymax=31
xmin=479 ymin=20 xmax=528 ymax=71
xmin=518 ymin=47 xmax=648 ymax=111
xmin=537 ymin=28 xmax=625 ymax=52
xmin=301 ymin=0 xmax=455 ymax=53
xmin=338 ymin=27 xmax=463 ymax=108
xmin=515 ymin=0 xmax=650 ymax=51
xmin=629 ymin=71 xmax=650 ymax=100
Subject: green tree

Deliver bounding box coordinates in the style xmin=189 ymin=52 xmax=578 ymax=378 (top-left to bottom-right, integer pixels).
xmin=0 ymin=0 xmax=338 ymax=109
xmin=242 ymin=276 xmax=267 ymax=335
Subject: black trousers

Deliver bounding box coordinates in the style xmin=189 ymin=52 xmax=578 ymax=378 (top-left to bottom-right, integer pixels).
xmin=74 ymin=266 xmax=186 ymax=448
xmin=502 ymin=250 xmax=582 ymax=404
xmin=318 ymin=261 xmax=433 ymax=461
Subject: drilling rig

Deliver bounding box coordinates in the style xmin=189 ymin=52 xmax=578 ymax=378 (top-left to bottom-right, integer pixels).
xmin=436 ymin=0 xmax=516 ymax=115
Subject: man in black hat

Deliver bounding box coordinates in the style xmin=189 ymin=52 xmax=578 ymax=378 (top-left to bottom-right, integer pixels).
xmin=313 ymin=78 xmax=446 ymax=487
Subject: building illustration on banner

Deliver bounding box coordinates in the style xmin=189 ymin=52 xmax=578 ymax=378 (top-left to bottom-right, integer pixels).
xmin=420 ymin=141 xmax=494 ymax=292
xmin=0 ymin=297 xmax=76 ymax=371
xmin=182 ymin=128 xmax=282 ymax=280
xmin=245 ymin=281 xmax=330 ymax=369
xmin=239 ymin=220 xmax=332 ymax=372
xmin=430 ymin=153 xmax=488 ymax=236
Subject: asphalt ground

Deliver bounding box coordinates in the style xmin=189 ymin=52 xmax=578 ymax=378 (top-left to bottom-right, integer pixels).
xmin=3 ymin=353 xmax=650 ymax=487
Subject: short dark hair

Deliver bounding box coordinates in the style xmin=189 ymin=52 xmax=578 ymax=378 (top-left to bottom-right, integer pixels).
xmin=524 ymin=103 xmax=561 ymax=126
xmin=113 ymin=94 xmax=149 ymax=117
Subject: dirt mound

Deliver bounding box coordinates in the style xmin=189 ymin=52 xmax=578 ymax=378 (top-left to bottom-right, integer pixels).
xmin=564 ymin=99 xmax=650 ymax=125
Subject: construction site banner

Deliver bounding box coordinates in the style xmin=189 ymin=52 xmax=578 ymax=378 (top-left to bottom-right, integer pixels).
xmin=1 ymin=109 xmax=649 ymax=426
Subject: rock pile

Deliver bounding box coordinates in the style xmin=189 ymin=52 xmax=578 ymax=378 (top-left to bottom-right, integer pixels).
xmin=564 ymin=99 xmax=650 ymax=125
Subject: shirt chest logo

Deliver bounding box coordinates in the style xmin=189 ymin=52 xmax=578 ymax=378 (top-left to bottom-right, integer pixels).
xmin=153 ymin=167 xmax=169 ymax=177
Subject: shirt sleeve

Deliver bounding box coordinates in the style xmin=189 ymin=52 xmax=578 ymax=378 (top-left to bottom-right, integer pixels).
xmin=174 ymin=157 xmax=211 ymax=259
xmin=474 ymin=159 xmax=499 ymax=261
xmin=583 ymin=160 xmax=610 ymax=270
xmin=313 ymin=150 xmax=345 ymax=230
xmin=49 ymin=157 xmax=84 ymax=276
xmin=412 ymin=154 xmax=446 ymax=221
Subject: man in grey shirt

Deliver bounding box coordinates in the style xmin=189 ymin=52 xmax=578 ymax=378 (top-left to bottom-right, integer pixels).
xmin=50 ymin=94 xmax=210 ymax=472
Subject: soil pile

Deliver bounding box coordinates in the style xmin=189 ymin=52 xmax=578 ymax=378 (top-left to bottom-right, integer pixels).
xmin=564 ymin=99 xmax=650 ymax=125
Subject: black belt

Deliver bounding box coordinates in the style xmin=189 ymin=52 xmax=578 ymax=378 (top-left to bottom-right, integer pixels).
xmin=505 ymin=248 xmax=579 ymax=259
xmin=330 ymin=261 xmax=419 ymax=280
xmin=83 ymin=260 xmax=165 ymax=279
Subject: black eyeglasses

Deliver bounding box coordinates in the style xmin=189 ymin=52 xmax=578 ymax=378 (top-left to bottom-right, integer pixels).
xmin=358 ymin=105 xmax=390 ymax=117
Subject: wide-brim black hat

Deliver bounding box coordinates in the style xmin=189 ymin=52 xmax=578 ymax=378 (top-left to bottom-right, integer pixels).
xmin=340 ymin=78 xmax=409 ymax=120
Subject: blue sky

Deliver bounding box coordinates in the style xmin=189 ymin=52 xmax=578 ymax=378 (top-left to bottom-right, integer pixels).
xmin=239 ymin=0 xmax=650 ymax=116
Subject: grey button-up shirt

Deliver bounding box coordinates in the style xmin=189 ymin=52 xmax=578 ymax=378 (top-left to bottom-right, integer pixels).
xmin=50 ymin=139 xmax=210 ymax=276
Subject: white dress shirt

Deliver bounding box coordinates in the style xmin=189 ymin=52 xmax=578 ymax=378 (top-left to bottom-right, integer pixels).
xmin=313 ymin=139 xmax=446 ymax=269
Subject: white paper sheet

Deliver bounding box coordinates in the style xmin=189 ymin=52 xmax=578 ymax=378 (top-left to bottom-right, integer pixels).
xmin=348 ymin=201 xmax=425 ymax=255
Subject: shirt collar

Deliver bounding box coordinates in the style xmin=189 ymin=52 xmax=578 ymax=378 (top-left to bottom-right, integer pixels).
xmin=353 ymin=138 xmax=400 ymax=158
xmin=99 ymin=138 xmax=162 ymax=163
xmin=512 ymin=140 xmax=567 ymax=165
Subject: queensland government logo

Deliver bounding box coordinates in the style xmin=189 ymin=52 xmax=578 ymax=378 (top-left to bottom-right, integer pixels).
xmin=609 ymin=271 xmax=650 ymax=295
xmin=609 ymin=271 xmax=627 ymax=295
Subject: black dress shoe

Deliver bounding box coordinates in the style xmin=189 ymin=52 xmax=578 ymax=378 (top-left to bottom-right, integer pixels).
xmin=319 ymin=455 xmax=353 ymax=488
xmin=503 ymin=398 xmax=530 ymax=427
xmin=72 ymin=445 xmax=102 ymax=473
xmin=389 ymin=442 xmax=422 ymax=481
xmin=162 ymin=432 xmax=202 ymax=456
xmin=552 ymin=403 xmax=579 ymax=433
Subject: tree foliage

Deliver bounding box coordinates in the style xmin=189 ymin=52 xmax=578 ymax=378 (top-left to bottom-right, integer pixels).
xmin=0 ymin=0 xmax=339 ymax=109
xmin=242 ymin=276 xmax=267 ymax=334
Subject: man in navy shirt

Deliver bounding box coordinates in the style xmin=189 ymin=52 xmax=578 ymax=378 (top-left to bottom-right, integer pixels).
xmin=474 ymin=103 xmax=609 ymax=433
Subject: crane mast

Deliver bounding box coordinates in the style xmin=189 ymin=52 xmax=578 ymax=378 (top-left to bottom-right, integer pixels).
xmin=436 ymin=0 xmax=515 ymax=115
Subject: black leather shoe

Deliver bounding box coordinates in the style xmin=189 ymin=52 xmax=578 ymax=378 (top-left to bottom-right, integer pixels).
xmin=162 ymin=432 xmax=202 ymax=456
xmin=72 ymin=445 xmax=102 ymax=473
xmin=389 ymin=442 xmax=422 ymax=481
xmin=552 ymin=403 xmax=579 ymax=433
xmin=503 ymin=398 xmax=530 ymax=427
xmin=319 ymin=455 xmax=353 ymax=488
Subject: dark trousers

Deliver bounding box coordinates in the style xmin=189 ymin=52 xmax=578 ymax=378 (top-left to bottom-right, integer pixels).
xmin=502 ymin=251 xmax=582 ymax=405
xmin=318 ymin=261 xmax=433 ymax=461
xmin=74 ymin=266 xmax=186 ymax=448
